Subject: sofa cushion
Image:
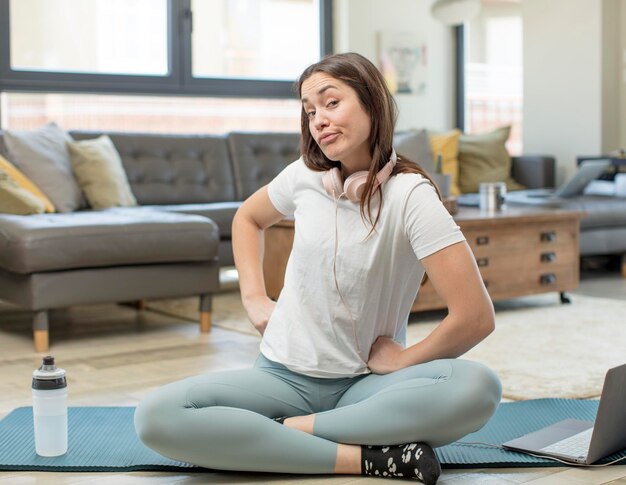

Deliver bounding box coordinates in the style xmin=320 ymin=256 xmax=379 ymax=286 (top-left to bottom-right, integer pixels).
xmin=141 ymin=201 xmax=242 ymax=239
xmin=228 ymin=132 xmax=301 ymax=200
xmin=67 ymin=135 xmax=138 ymax=209
xmin=394 ymin=129 xmax=434 ymax=174
xmin=0 ymin=155 xmax=55 ymax=213
xmin=2 ymin=123 xmax=87 ymax=212
xmin=429 ymin=129 xmax=461 ymax=196
xmin=458 ymin=126 xmax=525 ymax=193
xmin=574 ymin=195 xmax=626 ymax=230
xmin=0 ymin=169 xmax=45 ymax=215
xmin=507 ymin=195 xmax=626 ymax=230
xmin=71 ymin=131 xmax=236 ymax=205
xmin=0 ymin=209 xmax=218 ymax=274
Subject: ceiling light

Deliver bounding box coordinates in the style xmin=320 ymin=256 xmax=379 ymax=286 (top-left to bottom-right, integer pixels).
xmin=431 ymin=0 xmax=481 ymax=25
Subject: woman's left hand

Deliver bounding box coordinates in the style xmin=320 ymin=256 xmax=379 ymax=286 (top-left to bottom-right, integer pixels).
xmin=367 ymin=336 xmax=408 ymax=374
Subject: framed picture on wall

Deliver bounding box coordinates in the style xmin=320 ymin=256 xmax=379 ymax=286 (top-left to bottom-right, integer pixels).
xmin=377 ymin=31 xmax=428 ymax=95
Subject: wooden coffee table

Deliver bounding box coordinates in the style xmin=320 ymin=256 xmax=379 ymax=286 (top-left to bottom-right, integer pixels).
xmin=263 ymin=205 xmax=586 ymax=312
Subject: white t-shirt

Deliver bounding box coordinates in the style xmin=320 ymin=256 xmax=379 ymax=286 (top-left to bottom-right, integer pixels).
xmin=261 ymin=157 xmax=465 ymax=378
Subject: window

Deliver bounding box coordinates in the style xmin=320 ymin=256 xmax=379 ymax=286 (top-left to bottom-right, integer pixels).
xmin=0 ymin=0 xmax=332 ymax=98
xmin=0 ymin=92 xmax=301 ymax=133
xmin=191 ymin=0 xmax=320 ymax=81
xmin=456 ymin=0 xmax=523 ymax=154
xmin=9 ymin=0 xmax=169 ymax=76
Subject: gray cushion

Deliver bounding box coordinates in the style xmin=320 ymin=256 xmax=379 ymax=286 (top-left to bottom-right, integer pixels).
xmin=71 ymin=131 xmax=236 ymax=205
xmin=141 ymin=201 xmax=241 ymax=239
xmin=394 ymin=129 xmax=434 ymax=174
xmin=0 ymin=209 xmax=218 ymax=274
xmin=0 ymin=134 xmax=10 ymax=159
xmin=228 ymin=132 xmax=301 ymax=199
xmin=3 ymin=123 xmax=87 ymax=212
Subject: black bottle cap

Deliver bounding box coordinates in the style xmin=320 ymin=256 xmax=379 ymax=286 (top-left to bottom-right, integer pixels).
xmin=32 ymin=377 xmax=67 ymax=390
xmin=32 ymin=355 xmax=66 ymax=390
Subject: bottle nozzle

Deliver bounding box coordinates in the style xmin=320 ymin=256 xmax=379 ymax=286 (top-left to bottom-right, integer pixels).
xmin=40 ymin=356 xmax=57 ymax=372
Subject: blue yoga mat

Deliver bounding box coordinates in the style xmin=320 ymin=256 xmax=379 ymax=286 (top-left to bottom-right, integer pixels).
xmin=0 ymin=400 xmax=624 ymax=471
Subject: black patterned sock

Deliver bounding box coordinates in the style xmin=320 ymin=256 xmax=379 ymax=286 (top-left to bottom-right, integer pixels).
xmin=272 ymin=416 xmax=287 ymax=424
xmin=361 ymin=442 xmax=441 ymax=484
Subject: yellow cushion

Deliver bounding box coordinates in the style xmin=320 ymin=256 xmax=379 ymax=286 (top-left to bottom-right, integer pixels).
xmin=0 ymin=166 xmax=45 ymax=215
xmin=0 ymin=155 xmax=55 ymax=212
xmin=429 ymin=129 xmax=461 ymax=196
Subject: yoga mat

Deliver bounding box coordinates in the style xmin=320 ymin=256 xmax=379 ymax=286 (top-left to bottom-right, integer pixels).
xmin=0 ymin=400 xmax=624 ymax=472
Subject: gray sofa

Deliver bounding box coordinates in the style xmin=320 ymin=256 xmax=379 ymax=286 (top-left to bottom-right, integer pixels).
xmin=0 ymin=128 xmax=594 ymax=352
xmin=0 ymin=130 xmax=302 ymax=352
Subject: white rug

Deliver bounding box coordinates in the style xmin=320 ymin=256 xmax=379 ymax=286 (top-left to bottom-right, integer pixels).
xmin=147 ymin=292 xmax=626 ymax=401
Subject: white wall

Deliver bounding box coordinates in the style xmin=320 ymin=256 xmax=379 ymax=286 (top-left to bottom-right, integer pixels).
xmin=333 ymin=0 xmax=456 ymax=132
xmin=602 ymin=0 xmax=621 ymax=154
xmin=523 ymin=0 xmax=602 ymax=182
xmin=620 ymin=0 xmax=626 ymax=148
xmin=523 ymin=0 xmax=624 ymax=182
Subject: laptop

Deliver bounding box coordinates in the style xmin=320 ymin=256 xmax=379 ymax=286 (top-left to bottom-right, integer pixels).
xmin=502 ymin=363 xmax=626 ymax=465
xmin=506 ymin=159 xmax=610 ymax=205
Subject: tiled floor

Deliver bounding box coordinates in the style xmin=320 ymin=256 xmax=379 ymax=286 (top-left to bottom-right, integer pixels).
xmin=0 ymin=260 xmax=624 ymax=484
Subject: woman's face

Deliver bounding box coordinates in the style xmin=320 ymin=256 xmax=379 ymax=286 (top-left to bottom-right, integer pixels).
xmin=301 ymin=72 xmax=372 ymax=173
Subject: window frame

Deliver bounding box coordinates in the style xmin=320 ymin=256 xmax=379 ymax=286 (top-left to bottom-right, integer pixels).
xmin=0 ymin=0 xmax=333 ymax=98
xmin=455 ymin=24 xmax=465 ymax=132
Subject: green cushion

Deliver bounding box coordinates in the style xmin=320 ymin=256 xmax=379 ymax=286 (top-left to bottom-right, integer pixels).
xmin=67 ymin=135 xmax=137 ymax=210
xmin=458 ymin=126 xmax=525 ymax=193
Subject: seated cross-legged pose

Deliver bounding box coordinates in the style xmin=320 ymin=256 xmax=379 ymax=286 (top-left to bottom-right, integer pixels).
xmin=134 ymin=52 xmax=502 ymax=484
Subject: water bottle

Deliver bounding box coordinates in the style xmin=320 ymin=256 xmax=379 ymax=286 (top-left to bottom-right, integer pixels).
xmin=32 ymin=356 xmax=68 ymax=457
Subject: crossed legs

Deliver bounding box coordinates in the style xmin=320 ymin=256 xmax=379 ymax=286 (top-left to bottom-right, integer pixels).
xmin=134 ymin=357 xmax=501 ymax=475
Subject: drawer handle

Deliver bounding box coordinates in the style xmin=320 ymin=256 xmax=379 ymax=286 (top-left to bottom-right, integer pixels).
xmin=541 ymin=252 xmax=556 ymax=263
xmin=541 ymin=231 xmax=556 ymax=242
xmin=540 ymin=273 xmax=557 ymax=285
xmin=477 ymin=258 xmax=489 ymax=267
xmin=476 ymin=236 xmax=490 ymax=245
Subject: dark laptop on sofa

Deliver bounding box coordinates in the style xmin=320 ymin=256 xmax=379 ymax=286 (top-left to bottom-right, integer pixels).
xmin=507 ymin=159 xmax=610 ymax=204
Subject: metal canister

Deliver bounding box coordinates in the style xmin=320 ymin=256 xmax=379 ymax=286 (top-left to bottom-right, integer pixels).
xmin=479 ymin=182 xmax=507 ymax=213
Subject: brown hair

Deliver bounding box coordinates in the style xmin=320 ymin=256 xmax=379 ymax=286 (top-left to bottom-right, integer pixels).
xmin=295 ymin=52 xmax=441 ymax=234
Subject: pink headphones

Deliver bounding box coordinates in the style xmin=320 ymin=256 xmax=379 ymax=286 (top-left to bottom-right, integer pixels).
xmin=322 ymin=149 xmax=397 ymax=202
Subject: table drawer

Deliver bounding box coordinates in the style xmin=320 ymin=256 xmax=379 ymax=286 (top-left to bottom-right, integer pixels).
xmin=464 ymin=221 xmax=578 ymax=255
xmin=473 ymin=244 xmax=578 ymax=275
xmin=412 ymin=264 xmax=578 ymax=312
xmin=480 ymin=264 xmax=578 ymax=294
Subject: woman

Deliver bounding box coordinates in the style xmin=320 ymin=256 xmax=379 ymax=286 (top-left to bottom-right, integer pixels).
xmin=135 ymin=52 xmax=502 ymax=484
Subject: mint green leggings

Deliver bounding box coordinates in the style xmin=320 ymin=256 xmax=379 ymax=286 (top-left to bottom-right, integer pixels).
xmin=134 ymin=353 xmax=501 ymax=474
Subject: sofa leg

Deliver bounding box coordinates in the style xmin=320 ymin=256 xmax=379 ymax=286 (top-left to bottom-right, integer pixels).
xmin=199 ymin=294 xmax=212 ymax=333
xmin=33 ymin=311 xmax=49 ymax=353
xmin=119 ymin=300 xmax=146 ymax=310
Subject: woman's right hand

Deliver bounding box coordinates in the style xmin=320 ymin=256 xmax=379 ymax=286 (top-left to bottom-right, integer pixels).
xmin=243 ymin=295 xmax=276 ymax=336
